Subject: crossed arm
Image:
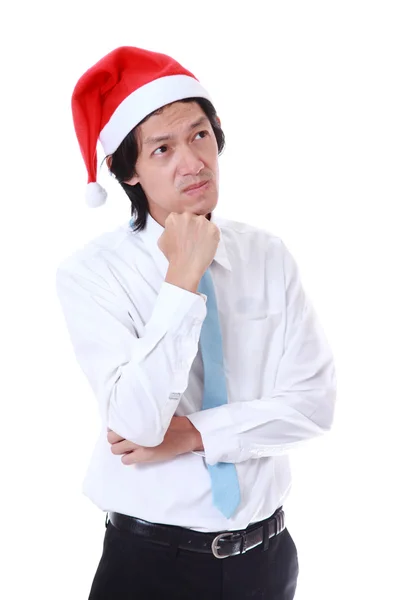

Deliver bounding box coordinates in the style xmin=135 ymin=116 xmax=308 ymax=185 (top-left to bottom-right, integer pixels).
xmin=58 ymin=241 xmax=336 ymax=467
xmin=108 ymin=416 xmax=204 ymax=465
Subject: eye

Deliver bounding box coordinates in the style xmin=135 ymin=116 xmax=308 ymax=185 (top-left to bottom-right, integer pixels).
xmin=195 ymin=130 xmax=209 ymax=140
xmin=152 ymin=145 xmax=168 ymax=156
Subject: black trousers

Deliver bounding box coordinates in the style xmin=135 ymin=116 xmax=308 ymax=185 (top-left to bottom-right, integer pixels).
xmin=88 ymin=518 xmax=299 ymax=600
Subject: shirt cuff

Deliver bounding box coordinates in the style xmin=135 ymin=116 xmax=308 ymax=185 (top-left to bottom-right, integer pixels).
xmin=186 ymin=407 xmax=240 ymax=465
xmin=150 ymin=281 xmax=207 ymax=333
xmin=133 ymin=282 xmax=207 ymax=367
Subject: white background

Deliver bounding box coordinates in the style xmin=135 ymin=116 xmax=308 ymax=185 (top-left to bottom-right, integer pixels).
xmin=1 ymin=1 xmax=394 ymax=598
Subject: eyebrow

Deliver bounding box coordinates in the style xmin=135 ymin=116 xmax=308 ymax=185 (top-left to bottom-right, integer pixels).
xmin=143 ymin=116 xmax=209 ymax=146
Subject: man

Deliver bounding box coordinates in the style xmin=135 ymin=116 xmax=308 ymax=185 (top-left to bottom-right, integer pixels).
xmin=56 ymin=46 xmax=336 ymax=599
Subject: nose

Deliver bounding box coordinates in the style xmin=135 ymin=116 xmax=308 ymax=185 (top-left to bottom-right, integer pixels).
xmin=176 ymin=145 xmax=204 ymax=176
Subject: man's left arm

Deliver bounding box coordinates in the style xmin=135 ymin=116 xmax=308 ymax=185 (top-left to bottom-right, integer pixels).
xmin=186 ymin=239 xmax=337 ymax=465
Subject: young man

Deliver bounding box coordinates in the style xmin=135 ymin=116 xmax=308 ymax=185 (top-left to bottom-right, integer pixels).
xmin=56 ymin=46 xmax=336 ymax=599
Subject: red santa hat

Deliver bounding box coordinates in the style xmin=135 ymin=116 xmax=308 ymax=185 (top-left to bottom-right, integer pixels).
xmin=71 ymin=46 xmax=212 ymax=207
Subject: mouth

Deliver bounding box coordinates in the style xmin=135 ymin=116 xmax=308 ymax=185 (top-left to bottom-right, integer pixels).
xmin=183 ymin=180 xmax=210 ymax=194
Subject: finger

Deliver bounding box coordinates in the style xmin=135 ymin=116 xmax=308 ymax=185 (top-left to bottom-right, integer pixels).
xmin=121 ymin=451 xmax=136 ymax=465
xmin=107 ymin=430 xmax=125 ymax=444
xmin=121 ymin=448 xmax=148 ymax=465
xmin=111 ymin=440 xmax=139 ymax=455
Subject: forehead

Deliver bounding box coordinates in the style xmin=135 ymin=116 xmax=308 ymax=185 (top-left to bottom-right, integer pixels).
xmin=140 ymin=101 xmax=207 ymax=137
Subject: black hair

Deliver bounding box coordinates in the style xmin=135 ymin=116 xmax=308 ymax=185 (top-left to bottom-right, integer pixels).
xmin=107 ymin=97 xmax=225 ymax=232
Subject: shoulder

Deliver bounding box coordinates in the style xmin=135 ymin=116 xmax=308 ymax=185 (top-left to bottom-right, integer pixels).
xmin=214 ymin=215 xmax=304 ymax=296
xmin=55 ymin=222 xmax=135 ymax=290
xmin=213 ymin=213 xmax=284 ymax=254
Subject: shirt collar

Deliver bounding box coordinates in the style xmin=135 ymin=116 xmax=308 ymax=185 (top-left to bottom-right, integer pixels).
xmin=133 ymin=212 xmax=232 ymax=279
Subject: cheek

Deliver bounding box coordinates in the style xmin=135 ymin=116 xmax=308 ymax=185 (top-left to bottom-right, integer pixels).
xmin=207 ymin=143 xmax=219 ymax=167
xmin=140 ymin=168 xmax=175 ymax=197
xmin=208 ymin=155 xmax=219 ymax=180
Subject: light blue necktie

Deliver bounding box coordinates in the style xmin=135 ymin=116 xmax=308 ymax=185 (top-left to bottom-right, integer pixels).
xmin=198 ymin=269 xmax=241 ymax=518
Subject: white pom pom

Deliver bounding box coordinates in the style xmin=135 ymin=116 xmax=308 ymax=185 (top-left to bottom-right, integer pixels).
xmin=85 ymin=182 xmax=108 ymax=207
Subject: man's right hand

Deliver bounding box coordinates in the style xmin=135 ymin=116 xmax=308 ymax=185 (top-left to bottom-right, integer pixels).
xmin=158 ymin=212 xmax=220 ymax=293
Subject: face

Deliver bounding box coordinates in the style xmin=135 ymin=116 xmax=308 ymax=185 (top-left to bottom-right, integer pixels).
xmin=125 ymin=101 xmax=220 ymax=226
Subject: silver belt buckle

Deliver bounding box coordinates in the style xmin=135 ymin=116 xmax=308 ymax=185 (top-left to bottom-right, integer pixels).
xmin=211 ymin=531 xmax=238 ymax=559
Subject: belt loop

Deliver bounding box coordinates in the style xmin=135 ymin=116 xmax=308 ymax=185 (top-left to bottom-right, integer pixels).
xmin=262 ymin=523 xmax=270 ymax=552
xmin=239 ymin=532 xmax=247 ymax=555
xmin=275 ymin=512 xmax=280 ymax=536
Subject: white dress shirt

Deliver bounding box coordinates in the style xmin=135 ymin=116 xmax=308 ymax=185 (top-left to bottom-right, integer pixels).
xmin=55 ymin=211 xmax=336 ymax=533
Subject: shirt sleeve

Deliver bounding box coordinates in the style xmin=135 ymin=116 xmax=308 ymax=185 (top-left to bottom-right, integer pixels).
xmin=186 ymin=239 xmax=337 ymax=465
xmin=55 ymin=258 xmax=207 ymax=447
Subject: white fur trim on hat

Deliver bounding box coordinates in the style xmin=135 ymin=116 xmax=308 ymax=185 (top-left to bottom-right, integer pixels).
xmin=99 ymin=74 xmax=211 ymax=155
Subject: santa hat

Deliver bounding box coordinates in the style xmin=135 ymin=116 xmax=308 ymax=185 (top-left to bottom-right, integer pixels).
xmin=71 ymin=46 xmax=212 ymax=207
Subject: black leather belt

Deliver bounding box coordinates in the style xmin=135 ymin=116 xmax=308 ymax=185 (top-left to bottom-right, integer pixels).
xmin=107 ymin=506 xmax=285 ymax=559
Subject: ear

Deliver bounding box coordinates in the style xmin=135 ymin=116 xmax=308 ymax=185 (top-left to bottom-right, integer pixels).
xmin=124 ymin=174 xmax=140 ymax=186
xmin=216 ymin=115 xmax=221 ymax=127
xmin=105 ymin=156 xmax=113 ymax=170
